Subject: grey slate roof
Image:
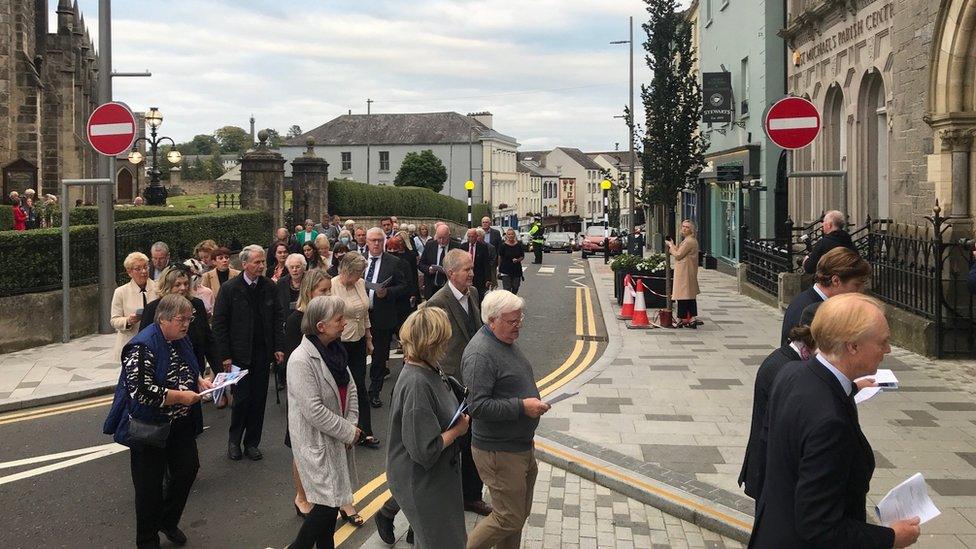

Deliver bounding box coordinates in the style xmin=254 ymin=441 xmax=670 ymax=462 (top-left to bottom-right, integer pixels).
xmin=587 ymin=151 xmax=639 ymax=170
xmin=285 ymin=112 xmax=518 ymax=147
xmin=518 ymin=160 xmax=558 ymax=177
xmin=556 ymin=147 xmax=602 ymax=171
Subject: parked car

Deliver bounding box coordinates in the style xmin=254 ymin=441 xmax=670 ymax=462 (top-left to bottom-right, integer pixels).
xmin=552 ymin=231 xmax=580 ymax=251
xmin=518 ymin=232 xmax=532 ymax=248
xmin=580 ymin=226 xmax=623 ymax=258
xmin=543 ymin=232 xmax=573 ymax=253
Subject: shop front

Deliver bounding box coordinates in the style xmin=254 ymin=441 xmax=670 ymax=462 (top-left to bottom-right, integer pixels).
xmin=693 ymin=144 xmax=761 ymax=269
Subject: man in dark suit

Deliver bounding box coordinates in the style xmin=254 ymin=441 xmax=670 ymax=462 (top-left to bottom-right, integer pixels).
xmin=750 ymin=294 xmax=920 ymax=548
xmin=802 ymin=210 xmax=858 ymax=274
xmin=741 ymin=302 xmax=820 ymax=501
xmin=363 ymin=227 xmax=407 ymax=408
xmin=480 ymin=216 xmax=502 ymax=253
xmin=418 ymin=223 xmax=459 ymax=299
xmin=212 ymin=244 xmax=285 ymax=462
xmin=781 ymin=246 xmax=870 ymax=345
xmin=461 ymin=228 xmax=492 ymax=302
xmin=269 ymin=227 xmax=299 ymax=255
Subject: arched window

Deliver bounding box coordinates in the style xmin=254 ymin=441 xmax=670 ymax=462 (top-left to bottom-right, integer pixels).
xmin=859 ymin=71 xmax=888 ymax=219
xmin=822 ymin=84 xmax=846 ymax=214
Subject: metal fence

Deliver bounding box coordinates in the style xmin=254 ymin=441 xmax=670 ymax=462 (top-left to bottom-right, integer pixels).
xmin=216 ymin=193 xmax=239 ymax=209
xmin=741 ymin=238 xmax=794 ymax=295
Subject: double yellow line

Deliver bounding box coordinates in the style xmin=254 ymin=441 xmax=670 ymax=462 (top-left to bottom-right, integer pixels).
xmin=0 ymin=394 xmax=114 ymax=426
xmin=337 ymin=285 xmax=602 ymax=546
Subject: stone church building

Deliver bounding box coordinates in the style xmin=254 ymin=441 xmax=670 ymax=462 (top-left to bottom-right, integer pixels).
xmin=1 ymin=0 xmax=99 ymax=200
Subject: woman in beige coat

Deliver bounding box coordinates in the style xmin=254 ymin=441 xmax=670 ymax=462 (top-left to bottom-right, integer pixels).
xmin=199 ymin=246 xmax=240 ymax=299
xmin=666 ymin=219 xmax=701 ymax=328
xmin=110 ymin=252 xmax=158 ymax=359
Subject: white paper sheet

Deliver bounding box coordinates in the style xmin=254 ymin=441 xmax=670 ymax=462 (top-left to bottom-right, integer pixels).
xmin=545 ymin=391 xmax=579 ymax=406
xmin=875 ymin=473 xmax=941 ymax=526
xmin=201 ymin=367 xmax=248 ymax=399
xmin=873 ymin=368 xmax=899 ymax=388
xmin=854 ymin=386 xmax=881 ymax=405
xmin=447 ymin=401 xmax=468 ymax=429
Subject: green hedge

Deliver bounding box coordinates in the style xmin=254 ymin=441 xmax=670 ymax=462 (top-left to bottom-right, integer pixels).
xmin=0 ymin=209 xmax=271 ymax=296
xmin=329 ymin=179 xmax=491 ymax=225
xmin=0 ymin=205 xmax=11 ymax=231
xmin=60 ymin=206 xmax=212 ymax=226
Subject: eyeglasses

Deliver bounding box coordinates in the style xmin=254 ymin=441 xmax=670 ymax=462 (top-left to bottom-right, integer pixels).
xmin=503 ymin=316 xmax=524 ymax=328
xmin=171 ymin=314 xmax=195 ymax=325
xmin=131 ymin=265 xmax=149 ymax=273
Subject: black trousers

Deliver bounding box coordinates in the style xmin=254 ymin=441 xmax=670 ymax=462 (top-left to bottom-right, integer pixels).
xmin=533 ymin=245 xmax=543 ymax=263
xmin=291 ymin=503 xmax=338 ymax=549
xmin=460 ymin=429 xmax=485 ymax=503
xmin=130 ymin=416 xmax=200 ymax=549
xmin=229 ymin=356 xmax=270 ymax=448
xmin=677 ymin=299 xmax=698 ymax=319
xmin=368 ymin=327 xmax=393 ymax=398
xmin=342 ymin=337 xmax=372 ymax=435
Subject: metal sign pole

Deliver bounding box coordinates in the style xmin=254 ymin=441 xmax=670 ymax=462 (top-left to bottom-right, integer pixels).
xmin=61 ymin=178 xmax=113 ymax=344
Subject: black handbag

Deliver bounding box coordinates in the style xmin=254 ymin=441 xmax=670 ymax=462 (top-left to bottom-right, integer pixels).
xmin=127 ymin=414 xmax=171 ymax=448
xmin=444 ymin=374 xmax=468 ymax=405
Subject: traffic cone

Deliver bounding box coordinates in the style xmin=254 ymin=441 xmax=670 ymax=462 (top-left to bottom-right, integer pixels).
xmin=618 ymin=274 xmax=635 ymax=319
xmin=628 ymin=279 xmax=652 ymax=329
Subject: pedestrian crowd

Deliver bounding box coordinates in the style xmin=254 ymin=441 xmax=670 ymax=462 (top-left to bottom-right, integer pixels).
xmin=8 ymin=188 xmax=58 ymax=230
xmin=103 ymin=213 xmax=545 ymax=549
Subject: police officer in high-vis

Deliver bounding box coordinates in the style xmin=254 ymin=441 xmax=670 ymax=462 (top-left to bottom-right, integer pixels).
xmin=529 ymin=218 xmax=544 ymax=264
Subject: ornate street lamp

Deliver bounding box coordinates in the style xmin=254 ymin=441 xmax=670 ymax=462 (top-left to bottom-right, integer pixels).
xmin=128 ymin=107 xmax=181 ymax=206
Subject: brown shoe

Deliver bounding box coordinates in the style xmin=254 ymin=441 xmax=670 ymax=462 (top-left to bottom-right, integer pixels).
xmin=464 ymin=500 xmax=493 ymax=516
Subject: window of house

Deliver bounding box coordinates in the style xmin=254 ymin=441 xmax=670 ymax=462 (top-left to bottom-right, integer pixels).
xmin=379 ymin=151 xmax=390 ymax=172
xmin=740 ymin=57 xmax=750 ymax=117
xmin=341 ymin=152 xmax=352 ymax=172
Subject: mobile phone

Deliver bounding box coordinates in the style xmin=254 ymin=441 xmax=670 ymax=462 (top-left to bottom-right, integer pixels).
xmin=135 ymin=308 xmax=144 ymax=316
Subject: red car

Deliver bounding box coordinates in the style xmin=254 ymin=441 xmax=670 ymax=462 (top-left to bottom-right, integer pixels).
xmin=580 ymin=226 xmax=623 ymax=258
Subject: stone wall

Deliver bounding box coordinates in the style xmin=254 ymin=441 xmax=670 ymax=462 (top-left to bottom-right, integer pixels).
xmin=0 ymin=284 xmax=99 ymax=354
xmin=169 ymin=180 xmax=218 ymax=196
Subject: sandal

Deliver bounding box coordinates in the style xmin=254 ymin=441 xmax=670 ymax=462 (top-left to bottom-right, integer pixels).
xmin=340 ymin=509 xmax=365 ymax=527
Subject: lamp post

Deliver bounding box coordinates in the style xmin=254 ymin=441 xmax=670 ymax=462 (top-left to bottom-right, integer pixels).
xmin=128 ymin=107 xmax=181 ymax=206
xmin=465 ymin=179 xmax=475 ymax=228
xmin=611 ymin=16 xmax=636 ymax=235
xmin=601 ymin=178 xmax=612 ymax=264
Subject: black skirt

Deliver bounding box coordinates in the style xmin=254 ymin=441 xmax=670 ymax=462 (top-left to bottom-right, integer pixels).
xmin=676 ymin=299 xmax=698 ymax=319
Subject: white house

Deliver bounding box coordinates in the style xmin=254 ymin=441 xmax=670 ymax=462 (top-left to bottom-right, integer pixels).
xmin=519 ymin=147 xmax=603 ymax=230
xmin=588 ymin=151 xmax=642 ymax=230
xmin=279 ymin=111 xmax=519 ymax=209
xmin=516 ymin=159 xmax=558 ymax=229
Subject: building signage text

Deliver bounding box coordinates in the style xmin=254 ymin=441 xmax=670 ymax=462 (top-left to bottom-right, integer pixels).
xmin=793 ymin=3 xmax=893 ymax=68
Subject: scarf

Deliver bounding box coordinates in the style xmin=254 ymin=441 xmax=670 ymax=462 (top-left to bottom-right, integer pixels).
xmin=306 ymin=335 xmax=349 ymax=387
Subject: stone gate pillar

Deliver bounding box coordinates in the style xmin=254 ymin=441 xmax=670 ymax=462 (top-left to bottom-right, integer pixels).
xmin=291 ymin=137 xmax=329 ymax=226
xmin=240 ymin=129 xmax=286 ymax=233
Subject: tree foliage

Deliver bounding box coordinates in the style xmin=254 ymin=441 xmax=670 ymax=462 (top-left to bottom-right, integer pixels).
xmin=394 ymin=150 xmax=448 ymax=193
xmin=214 ymin=126 xmax=252 ymax=153
xmin=638 ymin=0 xmax=708 ymax=211
xmin=286 ymin=125 xmax=303 ymax=138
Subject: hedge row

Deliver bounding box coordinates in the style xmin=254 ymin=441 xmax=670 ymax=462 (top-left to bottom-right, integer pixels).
xmin=329 ymin=179 xmax=491 ymax=225
xmin=0 ymin=204 xmax=211 ymax=231
xmin=0 ymin=209 xmax=271 ymax=297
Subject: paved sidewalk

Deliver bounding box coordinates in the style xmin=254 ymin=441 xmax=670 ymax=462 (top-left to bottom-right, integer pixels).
xmin=535 ymin=260 xmax=976 ymax=547
xmin=0 ymin=333 xmax=119 ymax=412
xmin=361 ymin=460 xmax=744 ymax=549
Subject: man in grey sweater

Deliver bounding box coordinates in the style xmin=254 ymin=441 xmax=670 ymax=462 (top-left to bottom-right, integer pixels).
xmin=462 ymin=290 xmax=550 ymax=549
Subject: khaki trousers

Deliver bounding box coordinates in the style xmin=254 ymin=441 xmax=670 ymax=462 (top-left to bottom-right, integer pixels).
xmin=467 ymin=447 xmax=538 ymax=549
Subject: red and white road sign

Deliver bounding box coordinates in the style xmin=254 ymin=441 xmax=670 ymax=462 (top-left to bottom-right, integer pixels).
xmin=764 ymin=97 xmax=821 ymax=150
xmin=87 ymin=102 xmax=137 ymax=156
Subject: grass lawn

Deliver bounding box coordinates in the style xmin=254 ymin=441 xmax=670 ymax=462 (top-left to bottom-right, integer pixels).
xmin=167 ymin=194 xmax=218 ymax=209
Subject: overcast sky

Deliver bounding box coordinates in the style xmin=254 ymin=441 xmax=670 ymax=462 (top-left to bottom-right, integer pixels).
xmin=72 ymin=0 xmax=690 ymax=151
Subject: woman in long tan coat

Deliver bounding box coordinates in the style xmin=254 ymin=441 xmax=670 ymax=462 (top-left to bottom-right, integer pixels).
xmin=666 ymin=219 xmax=701 ymax=328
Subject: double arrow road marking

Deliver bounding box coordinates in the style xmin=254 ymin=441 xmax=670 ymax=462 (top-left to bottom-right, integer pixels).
xmin=0 ymin=442 xmax=128 ymax=486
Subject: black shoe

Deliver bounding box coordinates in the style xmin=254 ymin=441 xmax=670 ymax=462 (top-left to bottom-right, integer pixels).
xmin=243 ymin=446 xmax=263 ymax=461
xmin=358 ymin=435 xmax=381 ymax=448
xmin=160 ymin=526 xmax=187 ymax=545
xmin=464 ymin=499 xmax=493 ymax=516
xmin=406 ymin=528 xmax=414 ymax=544
xmin=374 ymin=513 xmax=396 ymax=544
xmin=370 ymin=397 xmax=383 ymax=408
xmin=228 ymin=443 xmax=242 ymax=461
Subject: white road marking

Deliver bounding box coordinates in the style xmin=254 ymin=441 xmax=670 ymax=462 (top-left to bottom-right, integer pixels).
xmin=568 ymin=268 xmax=584 ymax=275
xmin=537 ymin=267 xmax=555 ymax=274
xmin=0 ymin=442 xmax=121 ymax=469
xmin=768 ymin=116 xmax=818 ymax=130
xmin=89 ymin=122 xmax=134 ymax=136
xmin=0 ymin=443 xmax=128 ymax=486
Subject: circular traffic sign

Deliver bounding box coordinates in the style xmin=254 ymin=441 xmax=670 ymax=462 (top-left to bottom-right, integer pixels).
xmin=87 ymin=102 xmax=137 ymax=156
xmin=764 ymin=96 xmax=821 ymax=150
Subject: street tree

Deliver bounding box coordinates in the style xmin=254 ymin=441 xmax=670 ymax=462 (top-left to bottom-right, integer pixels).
xmin=637 ymin=0 xmax=708 ymax=309
xmin=266 ymin=129 xmax=284 ymax=148
xmin=286 ymin=125 xmax=303 ymax=138
xmin=214 ymin=126 xmax=252 ymax=153
xmin=394 ymin=150 xmax=447 ymax=193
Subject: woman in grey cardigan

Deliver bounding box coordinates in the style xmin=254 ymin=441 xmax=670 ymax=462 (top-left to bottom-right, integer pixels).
xmin=387 ymin=307 xmax=471 ymax=548
xmin=287 ymin=296 xmax=363 ymax=549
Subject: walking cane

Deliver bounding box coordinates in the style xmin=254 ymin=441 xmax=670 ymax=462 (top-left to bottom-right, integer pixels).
xmin=273 ymin=362 xmax=281 ymax=405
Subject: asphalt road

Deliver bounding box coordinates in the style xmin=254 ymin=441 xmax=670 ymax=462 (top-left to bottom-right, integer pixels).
xmin=0 ymin=250 xmax=604 ymax=549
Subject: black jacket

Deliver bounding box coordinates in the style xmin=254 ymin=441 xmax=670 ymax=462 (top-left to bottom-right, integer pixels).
xmin=139 ymin=296 xmax=217 ymax=373
xmin=803 ymin=230 xmax=857 ymax=274
xmin=275 ymin=274 xmax=301 ymax=314
xmin=739 ymin=345 xmax=801 ymax=500
xmin=364 ymin=252 xmax=408 ymax=330
xmin=461 ymin=241 xmax=492 ymax=294
xmin=748 ymin=358 xmax=894 ymax=548
xmin=483 ymin=227 xmax=503 ymax=252
xmin=969 ymin=262 xmax=976 ymax=295
xmin=390 ymin=250 xmax=420 ymax=322
xmin=781 ymin=286 xmax=824 ymax=346
xmin=418 ymin=241 xmax=460 ymax=299
xmin=211 ymin=274 xmax=285 ymax=368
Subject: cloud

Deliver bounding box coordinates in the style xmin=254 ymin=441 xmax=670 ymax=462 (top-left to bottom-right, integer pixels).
xmin=74 ymin=0 xmax=657 ymax=151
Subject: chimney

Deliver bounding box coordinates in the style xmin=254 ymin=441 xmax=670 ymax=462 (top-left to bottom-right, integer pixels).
xmin=467 ymin=111 xmax=493 ymax=129
xmin=249 ymin=115 xmax=255 ymax=145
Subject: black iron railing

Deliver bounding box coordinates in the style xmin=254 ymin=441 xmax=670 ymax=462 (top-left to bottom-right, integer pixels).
xmin=216 ymin=193 xmax=239 ymax=209
xmin=741 ymin=237 xmax=794 ymax=295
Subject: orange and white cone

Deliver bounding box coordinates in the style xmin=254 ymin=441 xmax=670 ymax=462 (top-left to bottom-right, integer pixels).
xmin=628 ymin=279 xmax=652 ymax=329
xmin=619 ymin=274 xmax=635 ymax=319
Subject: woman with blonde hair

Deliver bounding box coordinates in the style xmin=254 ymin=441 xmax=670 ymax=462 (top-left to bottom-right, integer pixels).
xmin=386 ymin=307 xmax=470 ymax=548
xmin=666 ymin=219 xmax=701 ymax=328
xmin=110 ymin=252 xmax=158 ymax=360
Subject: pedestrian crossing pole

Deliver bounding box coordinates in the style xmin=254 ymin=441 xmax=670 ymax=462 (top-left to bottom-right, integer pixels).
xmin=601 ymin=178 xmax=612 ymax=264
xmin=465 ymin=179 xmax=475 ymax=228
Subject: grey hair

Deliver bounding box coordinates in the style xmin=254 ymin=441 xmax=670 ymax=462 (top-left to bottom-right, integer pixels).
xmin=151 ymin=241 xmax=169 ymax=255
xmin=340 ymin=251 xmax=367 ymax=275
xmin=338 ymin=229 xmax=352 ymax=240
xmin=443 ymin=248 xmax=470 ymax=273
xmin=239 ymin=244 xmax=265 ymax=264
xmin=481 ymin=289 xmax=525 ymax=324
xmin=155 ymin=293 xmax=192 ymax=323
xmin=285 ymin=253 xmax=307 ymax=268
xmin=824 ymin=210 xmax=846 ymax=228
xmin=301 ymin=295 xmax=346 ymax=336
xmin=366 ymin=227 xmax=385 ymax=239
xmin=123 ymin=251 xmax=149 ymax=270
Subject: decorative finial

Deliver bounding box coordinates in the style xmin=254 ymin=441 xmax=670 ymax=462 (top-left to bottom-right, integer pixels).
xmin=256 ymin=129 xmax=269 ymax=150
xmin=933 ymin=200 xmax=941 ymax=216
xmin=304 ymin=137 xmax=316 ymax=157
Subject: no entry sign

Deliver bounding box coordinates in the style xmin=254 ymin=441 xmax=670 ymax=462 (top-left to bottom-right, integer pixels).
xmin=87 ymin=102 xmax=137 ymax=156
xmin=764 ymin=97 xmax=821 ymax=150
